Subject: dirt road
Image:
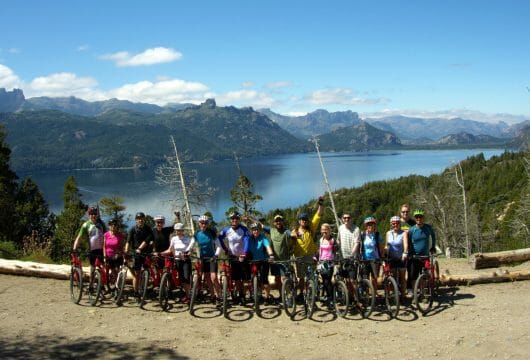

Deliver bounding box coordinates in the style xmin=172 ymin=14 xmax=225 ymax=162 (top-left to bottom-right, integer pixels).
xmin=1 ymin=259 xmax=529 ymax=359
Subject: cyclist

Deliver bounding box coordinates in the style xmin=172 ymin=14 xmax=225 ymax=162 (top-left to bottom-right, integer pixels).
xmin=218 ymin=211 xmax=251 ymax=304
xmin=103 ymin=218 xmax=125 ymax=285
xmin=291 ymin=196 xmax=324 ymax=299
xmin=385 ymin=216 xmax=409 ymax=299
xmin=152 ymin=215 xmax=173 ymax=269
xmin=161 ymin=223 xmax=195 ymax=302
xmin=407 ymin=209 xmax=437 ymax=290
xmin=399 ymin=204 xmax=416 ymax=231
xmin=265 ymin=214 xmax=292 ymax=297
xmin=194 ymin=214 xmax=222 ymax=303
xmin=337 ymin=212 xmax=360 ymax=296
xmin=124 ymin=212 xmax=153 ymax=297
xmin=72 ymin=206 xmax=105 ymax=288
xmin=357 ymin=216 xmax=384 ymax=296
xmin=318 ymin=223 xmax=336 ymax=310
xmin=247 ymin=222 xmax=275 ymax=304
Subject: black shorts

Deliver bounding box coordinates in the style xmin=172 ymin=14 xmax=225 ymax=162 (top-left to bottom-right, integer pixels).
xmin=106 ymin=256 xmax=123 ymax=269
xmin=361 ymin=260 xmax=380 ymax=279
xmin=270 ymin=263 xmax=288 ymax=277
xmin=133 ymin=254 xmax=146 ymax=271
xmin=200 ymin=258 xmax=218 ymax=273
xmin=231 ymin=259 xmax=250 ymax=281
xmin=252 ymin=262 xmax=270 ymax=285
xmin=89 ymin=249 xmax=104 ymax=267
xmin=388 ymin=258 xmax=406 ymax=269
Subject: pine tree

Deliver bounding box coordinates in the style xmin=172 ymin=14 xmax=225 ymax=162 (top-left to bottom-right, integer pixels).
xmin=52 ymin=176 xmax=86 ymax=262
xmin=227 ymin=173 xmax=263 ymax=219
xmin=0 ymin=125 xmax=18 ymax=242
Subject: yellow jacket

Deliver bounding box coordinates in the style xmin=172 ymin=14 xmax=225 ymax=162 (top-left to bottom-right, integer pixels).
xmin=292 ymin=212 xmax=321 ymax=257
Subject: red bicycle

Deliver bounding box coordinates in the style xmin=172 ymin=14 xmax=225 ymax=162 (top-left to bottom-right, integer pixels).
xmin=219 ymin=258 xmax=233 ymax=317
xmin=413 ymin=254 xmax=439 ymax=315
xmin=158 ymin=255 xmax=183 ymax=311
xmin=137 ymin=253 xmax=163 ymax=308
xmin=69 ymin=251 xmax=84 ymax=304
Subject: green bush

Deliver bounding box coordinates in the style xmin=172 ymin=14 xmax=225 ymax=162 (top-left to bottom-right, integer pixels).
xmin=0 ymin=241 xmax=20 ymax=259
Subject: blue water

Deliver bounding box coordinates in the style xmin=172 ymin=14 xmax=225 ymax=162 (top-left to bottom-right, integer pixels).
xmin=26 ymin=149 xmax=504 ymax=223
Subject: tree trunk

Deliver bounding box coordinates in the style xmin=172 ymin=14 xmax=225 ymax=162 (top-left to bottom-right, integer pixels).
xmin=471 ymin=248 xmax=530 ymax=269
xmin=441 ymin=269 xmax=530 ymax=286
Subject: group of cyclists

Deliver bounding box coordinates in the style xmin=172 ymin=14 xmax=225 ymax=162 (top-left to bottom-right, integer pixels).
xmin=71 ymin=198 xmax=437 ymax=312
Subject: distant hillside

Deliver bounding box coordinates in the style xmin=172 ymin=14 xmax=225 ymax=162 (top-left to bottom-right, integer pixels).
xmin=510 ymin=125 xmax=530 ymax=150
xmin=0 ymin=88 xmax=25 ymax=112
xmin=258 ymin=108 xmax=361 ymax=139
xmin=434 ymin=132 xmax=506 ymax=146
xmin=366 ymin=115 xmax=511 ymax=141
xmin=0 ymin=99 xmax=310 ymax=171
xmin=317 ymin=121 xmax=401 ymax=151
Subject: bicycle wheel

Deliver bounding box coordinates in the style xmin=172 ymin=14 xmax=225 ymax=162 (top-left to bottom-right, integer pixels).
xmin=414 ymin=272 xmax=433 ymax=315
xmin=113 ymin=269 xmax=126 ymax=306
xmin=384 ymin=276 xmax=400 ymax=318
xmin=252 ymin=275 xmax=260 ymax=314
xmin=69 ymin=266 xmax=83 ymax=304
xmin=333 ymin=280 xmax=349 ymax=318
xmin=89 ymin=270 xmax=102 ymax=306
xmin=138 ymin=269 xmax=149 ymax=308
xmin=159 ymin=272 xmax=171 ymax=311
xmin=357 ymin=278 xmax=375 ymax=318
xmin=189 ymin=273 xmax=199 ymax=314
xmin=304 ymin=278 xmax=317 ymax=318
xmin=281 ymin=278 xmax=296 ymax=318
xmin=221 ymin=275 xmax=229 ymax=317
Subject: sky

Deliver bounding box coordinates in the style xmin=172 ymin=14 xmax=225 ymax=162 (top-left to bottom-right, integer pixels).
xmin=1 ymin=0 xmax=529 ymax=123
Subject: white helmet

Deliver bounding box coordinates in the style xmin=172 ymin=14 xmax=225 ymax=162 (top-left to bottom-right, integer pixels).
xmin=198 ymin=215 xmax=210 ymax=224
xmin=154 ymin=215 xmax=165 ymax=222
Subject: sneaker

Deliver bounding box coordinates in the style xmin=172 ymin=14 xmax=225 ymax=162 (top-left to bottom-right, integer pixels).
xmin=327 ymin=301 xmax=335 ymax=311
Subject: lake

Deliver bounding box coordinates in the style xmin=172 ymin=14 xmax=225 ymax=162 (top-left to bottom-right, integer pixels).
xmin=27 ymin=149 xmax=505 ymax=223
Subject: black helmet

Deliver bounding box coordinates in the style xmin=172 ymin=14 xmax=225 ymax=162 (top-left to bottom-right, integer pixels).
xmin=229 ymin=211 xmax=240 ymax=219
xmin=135 ymin=212 xmax=146 ymax=219
xmin=87 ymin=206 xmax=98 ymax=216
xmin=108 ymin=218 xmax=118 ymax=226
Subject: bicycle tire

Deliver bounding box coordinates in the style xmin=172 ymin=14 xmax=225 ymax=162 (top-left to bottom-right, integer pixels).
xmin=358 ymin=278 xmax=375 ymax=318
xmin=333 ymin=280 xmax=349 ymax=318
xmin=114 ymin=269 xmax=126 ymax=306
xmin=305 ymin=278 xmax=317 ymax=318
xmin=414 ymin=272 xmax=433 ymax=315
xmin=281 ymin=278 xmax=296 ymax=318
xmin=189 ymin=273 xmax=199 ymax=314
xmin=252 ymin=275 xmax=260 ymax=314
xmin=384 ymin=276 xmax=400 ymax=318
xmin=138 ymin=269 xmax=149 ymax=308
xmin=159 ymin=272 xmax=171 ymax=311
xmin=221 ymin=275 xmax=228 ymax=317
xmin=89 ymin=269 xmax=102 ymax=306
xmin=69 ymin=266 xmax=83 ymax=304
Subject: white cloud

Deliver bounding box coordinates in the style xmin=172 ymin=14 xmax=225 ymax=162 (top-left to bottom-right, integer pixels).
xmin=304 ymin=88 xmax=385 ymax=106
xmin=100 ymin=47 xmax=182 ymax=67
xmin=0 ymin=64 xmax=23 ymax=89
xmin=241 ymin=81 xmax=254 ymax=88
xmin=107 ymin=78 xmax=210 ymax=105
xmin=265 ymin=81 xmax=291 ymax=89
xmin=77 ymin=44 xmax=90 ymax=52
xmin=27 ymin=72 xmax=104 ymax=100
xmin=216 ymin=89 xmax=277 ymax=109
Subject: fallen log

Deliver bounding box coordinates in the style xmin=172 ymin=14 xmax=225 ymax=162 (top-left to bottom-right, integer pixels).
xmin=471 ymin=248 xmax=530 ymax=269
xmin=441 ymin=269 xmax=530 ymax=286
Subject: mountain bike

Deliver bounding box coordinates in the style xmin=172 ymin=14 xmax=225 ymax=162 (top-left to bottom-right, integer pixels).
xmin=219 ymin=258 xmax=233 ymax=317
xmin=353 ymin=259 xmax=376 ymax=318
xmin=113 ymin=253 xmax=129 ymax=306
xmin=158 ymin=255 xmax=183 ymax=311
xmin=69 ymin=251 xmax=83 ymax=304
xmin=247 ymin=260 xmax=268 ymax=314
xmin=413 ymin=254 xmax=439 ymax=315
xmin=380 ymin=259 xmax=400 ymax=318
xmin=332 ymin=259 xmax=351 ymax=318
xmin=295 ymin=257 xmax=318 ymax=319
xmin=137 ymin=253 xmax=162 ymax=308
xmin=273 ymin=260 xmax=297 ymax=318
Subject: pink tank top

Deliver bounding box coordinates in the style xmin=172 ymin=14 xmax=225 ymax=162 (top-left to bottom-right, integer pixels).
xmin=319 ymin=238 xmax=335 ymax=261
xmin=104 ymin=231 xmax=123 ymax=257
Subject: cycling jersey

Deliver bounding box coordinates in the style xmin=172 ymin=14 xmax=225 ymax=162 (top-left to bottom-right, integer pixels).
xmin=385 ymin=229 xmax=405 ymax=259
xmin=127 ymin=225 xmax=153 ymax=252
xmin=168 ymin=234 xmax=195 ymax=258
xmin=408 ymin=224 xmax=436 ymax=256
xmin=218 ymin=225 xmax=250 ymax=257
xmin=360 ymin=231 xmax=382 ymax=261
xmin=152 ymin=226 xmax=173 ymax=252
xmin=103 ymin=231 xmax=124 ymax=257
xmin=195 ymin=228 xmax=222 ymax=258
xmin=264 ymin=226 xmax=291 ymax=260
xmin=292 ymin=212 xmax=321 ymax=257
xmin=247 ymin=233 xmax=271 ymax=261
xmin=78 ymin=220 xmax=104 ymax=250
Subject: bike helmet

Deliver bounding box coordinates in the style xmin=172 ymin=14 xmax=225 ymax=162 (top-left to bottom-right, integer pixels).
xmin=108 ymin=218 xmax=118 ymax=226
xmin=250 ymin=222 xmax=262 ymax=231
xmin=413 ymin=209 xmax=425 ymax=217
xmin=135 ymin=212 xmax=146 ymax=219
xmin=390 ymin=216 xmax=401 ymax=223
xmin=363 ymin=216 xmax=376 ymax=224
xmin=198 ymin=215 xmax=210 ymax=224
xmin=87 ymin=206 xmax=98 ymax=215
xmin=153 ymin=215 xmax=165 ymax=222
xmin=229 ymin=211 xmax=240 ymax=219
xmin=174 ymin=223 xmax=185 ymax=230
xmin=298 ymin=212 xmax=309 ymax=221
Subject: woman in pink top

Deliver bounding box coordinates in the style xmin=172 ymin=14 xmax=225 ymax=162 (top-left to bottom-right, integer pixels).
xmin=318 ymin=223 xmax=335 ymax=310
xmin=103 ymin=219 xmax=125 ymax=283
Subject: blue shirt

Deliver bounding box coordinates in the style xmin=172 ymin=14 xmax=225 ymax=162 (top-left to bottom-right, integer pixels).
xmin=247 ymin=233 xmax=271 ymax=261
xmin=408 ymin=224 xmax=436 ymax=256
xmin=361 ymin=231 xmax=382 ymax=261
xmin=195 ymin=229 xmax=217 ymax=258
xmin=218 ymin=225 xmax=250 ymax=256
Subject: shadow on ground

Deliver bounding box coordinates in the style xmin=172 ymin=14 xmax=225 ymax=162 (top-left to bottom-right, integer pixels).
xmin=0 ymin=335 xmax=188 ymax=360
